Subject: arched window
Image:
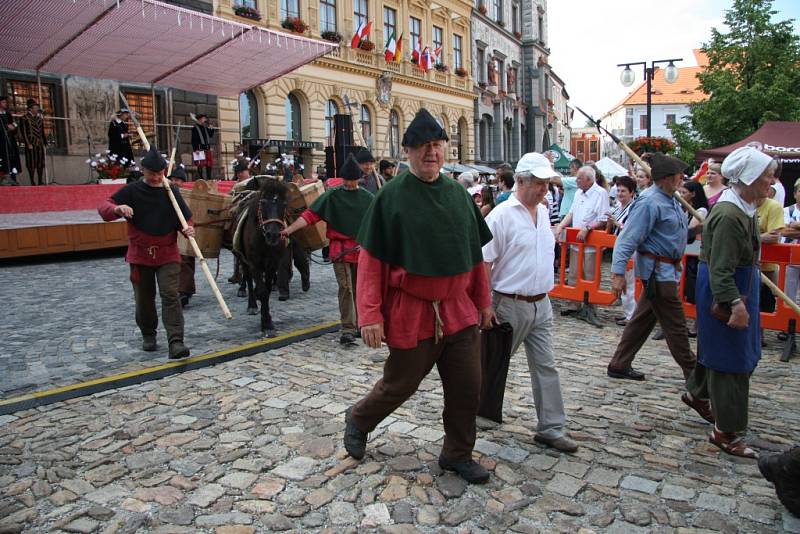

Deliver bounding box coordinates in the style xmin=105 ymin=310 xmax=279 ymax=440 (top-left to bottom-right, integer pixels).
xmin=389 ymin=109 xmax=400 ymax=157
xmin=360 ymin=105 xmax=372 ymax=147
xmin=325 ymin=99 xmax=339 ymax=145
xmin=285 ymin=93 xmax=302 ymax=141
xmin=239 ymin=91 xmax=258 ymax=140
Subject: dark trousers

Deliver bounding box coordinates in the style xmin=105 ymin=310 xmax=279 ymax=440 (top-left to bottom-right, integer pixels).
xmin=351 ymin=326 xmax=482 ymax=461
xmin=609 ymin=281 xmax=696 ymax=380
xmin=131 ymin=263 xmax=184 ymax=343
xmin=687 ymin=363 xmax=750 ymax=433
xmin=24 ymin=145 xmax=45 ymax=185
xmin=178 ymin=255 xmax=196 ymax=295
xmin=277 ymin=240 xmax=310 ymax=296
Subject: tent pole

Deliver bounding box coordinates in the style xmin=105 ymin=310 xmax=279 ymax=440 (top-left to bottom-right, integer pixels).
xmin=151 ymin=83 xmax=157 ymax=148
xmin=36 ymin=70 xmax=50 ymax=185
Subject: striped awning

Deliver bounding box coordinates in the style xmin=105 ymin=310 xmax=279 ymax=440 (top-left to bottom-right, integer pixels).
xmin=0 ymin=0 xmax=336 ymax=96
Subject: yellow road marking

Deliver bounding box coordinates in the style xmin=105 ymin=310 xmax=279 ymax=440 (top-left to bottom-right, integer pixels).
xmin=0 ymin=321 xmax=340 ymax=407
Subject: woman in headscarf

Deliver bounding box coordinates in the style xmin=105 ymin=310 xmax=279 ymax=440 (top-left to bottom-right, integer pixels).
xmin=685 ymin=146 xmax=777 ymax=458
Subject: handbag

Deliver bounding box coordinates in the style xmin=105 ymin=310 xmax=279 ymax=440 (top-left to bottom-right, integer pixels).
xmin=477 ymin=322 xmax=514 ymax=424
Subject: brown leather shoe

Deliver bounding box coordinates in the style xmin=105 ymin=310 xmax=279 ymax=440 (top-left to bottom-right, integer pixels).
xmin=534 ymin=434 xmax=579 ymax=453
xmin=681 ymin=392 xmax=715 ymax=424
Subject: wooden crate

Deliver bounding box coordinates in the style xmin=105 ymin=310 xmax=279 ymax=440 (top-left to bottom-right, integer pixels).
xmin=286 ymin=181 xmax=328 ymax=251
xmin=177 ymin=180 xmax=232 ymax=259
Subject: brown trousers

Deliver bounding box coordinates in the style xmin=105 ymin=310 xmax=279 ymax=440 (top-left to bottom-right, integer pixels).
xmin=131 ymin=263 xmax=184 ymax=343
xmin=178 ymin=255 xmax=196 ymax=295
xmin=608 ymin=281 xmax=696 ymax=380
xmin=333 ymin=262 xmax=358 ymax=334
xmin=351 ymin=326 xmax=481 ymax=461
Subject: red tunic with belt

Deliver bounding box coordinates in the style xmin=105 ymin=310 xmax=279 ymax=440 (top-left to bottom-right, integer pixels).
xmin=357 ymin=249 xmax=491 ymax=349
xmin=300 ymin=209 xmax=359 ymax=263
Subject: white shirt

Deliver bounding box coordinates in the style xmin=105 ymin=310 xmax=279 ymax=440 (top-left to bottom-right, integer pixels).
xmin=482 ymin=193 xmax=555 ymax=296
xmin=772 ymin=181 xmax=786 ymax=207
xmin=570 ymin=182 xmax=609 ymax=228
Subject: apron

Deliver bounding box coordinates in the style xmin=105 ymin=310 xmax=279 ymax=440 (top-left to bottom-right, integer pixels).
xmin=696 ymin=263 xmax=761 ymax=373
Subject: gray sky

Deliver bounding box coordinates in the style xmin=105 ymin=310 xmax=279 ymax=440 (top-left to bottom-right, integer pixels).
xmin=548 ymin=0 xmax=800 ymax=126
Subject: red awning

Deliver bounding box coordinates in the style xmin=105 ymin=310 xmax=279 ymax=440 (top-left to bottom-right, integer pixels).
xmin=0 ymin=0 xmax=336 ymax=97
xmin=695 ymin=121 xmax=800 ymax=165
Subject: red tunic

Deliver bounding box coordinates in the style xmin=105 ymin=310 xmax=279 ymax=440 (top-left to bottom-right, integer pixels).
xmin=356 ymin=249 xmax=491 ymax=349
xmin=99 ymin=199 xmax=183 ymax=266
xmin=301 ymin=209 xmax=359 ymax=263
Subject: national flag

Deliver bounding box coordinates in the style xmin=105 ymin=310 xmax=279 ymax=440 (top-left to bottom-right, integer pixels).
xmin=420 ymin=47 xmax=434 ymax=71
xmin=394 ymin=33 xmax=403 ymax=62
xmin=433 ymin=46 xmax=442 ymax=64
xmin=351 ymin=20 xmax=372 ymax=48
xmin=411 ymin=35 xmax=422 ymax=62
xmin=384 ymin=31 xmax=397 ymax=62
xmin=690 ymin=160 xmax=709 ymax=183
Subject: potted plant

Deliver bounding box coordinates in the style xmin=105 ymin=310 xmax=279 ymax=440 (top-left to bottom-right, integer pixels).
xmin=321 ymin=30 xmax=342 ymax=43
xmin=358 ymin=39 xmax=375 ymax=51
xmin=629 ymin=136 xmax=676 ymax=155
xmin=434 ymin=63 xmax=449 ymax=72
xmin=88 ymin=151 xmax=130 ymax=183
xmin=478 ymin=4 xmax=487 ymax=14
xmin=455 ymin=67 xmax=467 ymax=77
xmin=514 ymin=31 xmax=522 ymax=39
xmin=282 ymin=16 xmax=309 ymax=33
xmin=233 ymin=4 xmax=261 ymax=20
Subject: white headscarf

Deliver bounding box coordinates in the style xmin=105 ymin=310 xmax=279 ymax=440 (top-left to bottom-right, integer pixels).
xmin=721 ymin=146 xmax=773 ymax=186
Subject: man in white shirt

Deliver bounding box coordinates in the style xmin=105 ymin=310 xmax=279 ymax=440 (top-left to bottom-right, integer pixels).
xmin=482 ymin=152 xmax=579 ymax=453
xmin=553 ymin=166 xmax=609 ymax=318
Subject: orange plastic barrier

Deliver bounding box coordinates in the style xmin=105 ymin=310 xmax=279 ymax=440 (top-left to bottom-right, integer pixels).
xmin=550 ymin=229 xmax=800 ymax=333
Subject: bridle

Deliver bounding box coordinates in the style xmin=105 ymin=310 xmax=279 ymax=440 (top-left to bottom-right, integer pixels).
xmin=256 ymin=194 xmax=287 ymax=245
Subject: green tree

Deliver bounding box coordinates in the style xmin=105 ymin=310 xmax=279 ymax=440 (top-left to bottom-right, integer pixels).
xmin=690 ymin=0 xmax=800 ymax=147
xmin=668 ymin=120 xmax=706 ymax=168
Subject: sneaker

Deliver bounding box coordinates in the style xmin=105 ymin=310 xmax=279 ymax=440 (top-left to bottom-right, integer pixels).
xmin=168 ymin=341 xmax=190 ymax=359
xmin=340 ymin=332 xmax=356 ymax=345
xmin=438 ymin=455 xmax=490 ymax=484
xmin=142 ymin=335 xmax=157 ymax=352
xmin=534 ymin=434 xmax=579 ymax=453
xmin=343 ymin=407 xmax=367 ymax=460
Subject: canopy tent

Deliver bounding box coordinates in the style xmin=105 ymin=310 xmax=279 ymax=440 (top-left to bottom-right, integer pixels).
xmin=594 ymin=157 xmax=628 ymax=179
xmin=465 ymin=164 xmax=496 ymax=175
xmin=0 ymin=0 xmax=336 ymax=97
xmin=442 ymin=163 xmax=476 ymax=174
xmin=548 ymin=143 xmax=574 ymax=171
xmin=696 ymin=122 xmax=800 ymax=206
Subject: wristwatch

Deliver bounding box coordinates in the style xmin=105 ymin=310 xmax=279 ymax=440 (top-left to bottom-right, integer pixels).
xmin=730 ymin=298 xmax=743 ymax=306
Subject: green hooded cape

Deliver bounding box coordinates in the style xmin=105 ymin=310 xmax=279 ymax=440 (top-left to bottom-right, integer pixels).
xmin=356 ymin=170 xmax=492 ymax=277
xmin=310 ymin=186 xmax=374 ymax=237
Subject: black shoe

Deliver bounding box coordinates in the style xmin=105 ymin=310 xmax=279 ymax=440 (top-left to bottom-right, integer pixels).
xmin=168 ymin=341 xmax=190 ymax=359
xmin=438 ymin=455 xmax=490 ymax=484
xmin=354 ymin=330 xmax=361 ymax=338
xmin=607 ymin=367 xmax=646 ymax=381
xmin=278 ymin=294 xmax=289 ymax=301
xmin=302 ymin=277 xmax=310 ymax=292
xmin=652 ymin=328 xmax=665 ymax=340
xmin=179 ymin=293 xmax=191 ymax=307
xmin=142 ymin=335 xmax=157 ymax=352
xmin=340 ymin=332 xmax=356 ymax=345
xmin=560 ymin=309 xmax=578 ymax=317
xmin=343 ymin=407 xmax=367 ymax=460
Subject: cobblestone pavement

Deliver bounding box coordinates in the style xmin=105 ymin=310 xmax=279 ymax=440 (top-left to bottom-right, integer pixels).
xmin=0 ymin=249 xmax=340 ymax=398
xmin=1 ymin=292 xmax=799 ymax=533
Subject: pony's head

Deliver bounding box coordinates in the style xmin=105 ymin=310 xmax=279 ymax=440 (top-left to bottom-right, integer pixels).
xmin=256 ymin=179 xmax=288 ymax=247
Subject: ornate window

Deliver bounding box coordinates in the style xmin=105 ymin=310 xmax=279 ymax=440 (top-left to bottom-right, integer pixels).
xmin=5 ymin=79 xmax=61 ymax=147
xmin=354 ymin=0 xmax=368 ymax=28
xmin=325 ymin=99 xmax=339 ymax=145
xmin=320 ymin=0 xmax=336 ymax=32
xmin=285 ymin=93 xmax=302 ymax=141
xmin=239 ymin=91 xmax=258 ymax=140
xmin=409 ymin=17 xmax=421 ymax=53
xmin=281 ymin=0 xmax=299 ymax=19
xmin=383 ymin=8 xmax=396 ymax=48
xmin=453 ymin=34 xmax=463 ymax=69
xmin=360 ymin=105 xmax=372 ymax=147
xmin=432 ymin=26 xmax=443 ymax=64
xmin=389 ymin=109 xmax=400 ymax=157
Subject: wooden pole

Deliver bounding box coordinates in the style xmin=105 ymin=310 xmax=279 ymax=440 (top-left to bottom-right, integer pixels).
xmin=36 ymin=70 xmax=49 ymax=185
xmin=616 ymin=136 xmax=800 ymax=318
xmin=121 ymin=92 xmax=233 ymax=320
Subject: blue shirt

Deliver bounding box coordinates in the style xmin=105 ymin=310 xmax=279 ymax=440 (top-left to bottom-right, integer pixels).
xmin=611 ymin=186 xmax=687 ymax=282
xmin=558 ymin=176 xmax=578 ymax=218
xmin=495 ymin=190 xmax=512 ymax=205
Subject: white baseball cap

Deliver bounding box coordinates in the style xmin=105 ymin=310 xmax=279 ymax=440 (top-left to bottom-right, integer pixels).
xmin=515 ymin=152 xmax=559 ymax=179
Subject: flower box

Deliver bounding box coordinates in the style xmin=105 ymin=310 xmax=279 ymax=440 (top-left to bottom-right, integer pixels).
xmin=233 ymin=5 xmax=261 ymax=20
xmin=514 ymin=31 xmax=522 ymax=39
xmin=455 ymin=67 xmax=467 ymax=77
xmin=478 ymin=4 xmax=487 ymax=14
xmin=629 ymin=136 xmax=676 ymax=155
xmin=282 ymin=16 xmax=308 ymax=33
xmin=434 ymin=63 xmax=449 ymax=72
xmin=497 ymin=20 xmax=505 ymax=27
xmin=358 ymin=39 xmax=375 ymax=51
xmin=321 ymin=30 xmax=342 ymax=43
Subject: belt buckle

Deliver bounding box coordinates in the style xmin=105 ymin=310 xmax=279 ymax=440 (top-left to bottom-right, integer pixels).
xmin=147 ymin=245 xmax=159 ymax=258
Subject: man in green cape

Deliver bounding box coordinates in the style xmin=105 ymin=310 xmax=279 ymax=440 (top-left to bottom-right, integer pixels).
xmin=343 ymin=108 xmax=495 ymax=484
xmin=282 ymin=154 xmax=374 ymax=344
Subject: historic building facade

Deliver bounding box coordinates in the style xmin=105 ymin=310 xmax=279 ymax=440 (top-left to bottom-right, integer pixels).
xmin=216 ymin=0 xmax=476 ymax=176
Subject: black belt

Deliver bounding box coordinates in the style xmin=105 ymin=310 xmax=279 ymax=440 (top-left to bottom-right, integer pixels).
xmin=495 ymin=291 xmax=547 ymax=303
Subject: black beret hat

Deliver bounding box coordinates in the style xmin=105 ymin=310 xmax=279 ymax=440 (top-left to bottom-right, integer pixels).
xmin=379 ymin=159 xmax=396 ymax=173
xmin=233 ymin=159 xmax=249 ymax=174
xmin=140 ymin=144 xmax=168 ymax=171
xmin=649 ymin=153 xmax=688 ymax=180
xmin=340 ymin=154 xmax=363 ymax=181
xmin=168 ymin=164 xmax=187 ymax=181
xmin=402 ymin=108 xmax=449 ymax=147
xmin=354 ymin=147 xmax=375 ymax=163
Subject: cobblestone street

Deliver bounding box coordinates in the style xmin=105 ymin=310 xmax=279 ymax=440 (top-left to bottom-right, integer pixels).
xmin=0 ymin=249 xmax=340 ymax=398
xmin=1 ymin=249 xmax=799 ymax=532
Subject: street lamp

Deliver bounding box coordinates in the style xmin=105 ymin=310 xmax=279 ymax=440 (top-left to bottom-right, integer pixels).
xmin=617 ymin=58 xmax=682 ymax=137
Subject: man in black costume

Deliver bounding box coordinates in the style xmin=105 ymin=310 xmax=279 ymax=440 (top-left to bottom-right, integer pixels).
xmin=108 ymin=109 xmax=134 ymax=168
